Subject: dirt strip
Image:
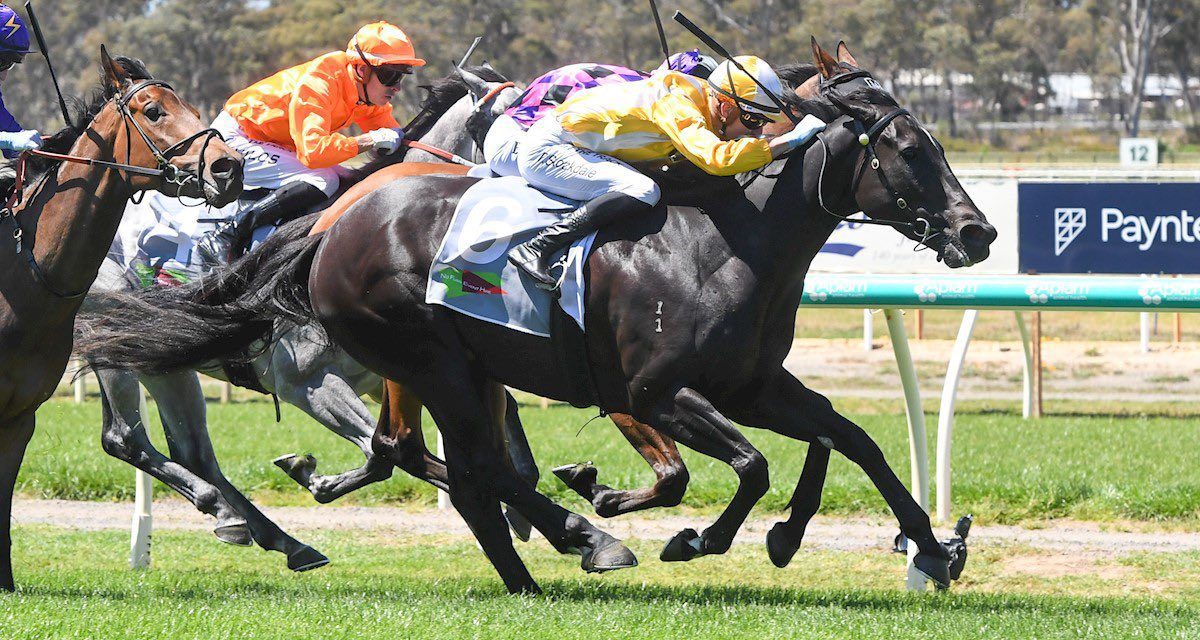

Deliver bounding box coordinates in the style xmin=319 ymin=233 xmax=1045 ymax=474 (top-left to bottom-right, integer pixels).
xmin=13 ymin=498 xmax=1200 ymax=556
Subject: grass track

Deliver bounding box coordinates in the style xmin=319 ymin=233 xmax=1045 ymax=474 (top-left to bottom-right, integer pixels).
xmin=21 ymin=400 xmax=1200 ymax=524
xmin=5 ymin=526 xmax=1200 ymax=639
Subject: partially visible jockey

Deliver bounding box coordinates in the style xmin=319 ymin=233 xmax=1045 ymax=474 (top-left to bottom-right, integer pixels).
xmin=0 ymin=4 xmax=42 ymax=199
xmin=507 ymin=56 xmax=827 ymax=289
xmin=483 ymin=51 xmax=718 ymax=178
xmin=196 ymin=21 xmax=424 ymax=265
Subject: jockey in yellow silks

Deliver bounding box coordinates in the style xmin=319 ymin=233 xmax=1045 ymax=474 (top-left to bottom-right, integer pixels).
xmin=508 ymin=55 xmax=827 ymax=290
xmin=196 ymin=21 xmax=425 ymax=265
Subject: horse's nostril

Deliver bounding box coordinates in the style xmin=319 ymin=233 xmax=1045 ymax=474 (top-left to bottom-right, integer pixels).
xmin=959 ymin=222 xmax=997 ymax=248
xmin=210 ymin=156 xmax=239 ymax=180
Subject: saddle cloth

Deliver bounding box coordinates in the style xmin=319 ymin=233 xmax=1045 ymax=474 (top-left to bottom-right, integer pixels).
xmin=109 ymin=191 xmax=274 ymax=287
xmin=425 ymin=175 xmax=596 ymax=337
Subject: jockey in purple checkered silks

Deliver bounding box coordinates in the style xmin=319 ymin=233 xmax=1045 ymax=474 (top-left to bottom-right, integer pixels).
xmin=0 ymin=4 xmax=41 ymax=199
xmin=482 ymin=51 xmax=718 ymax=178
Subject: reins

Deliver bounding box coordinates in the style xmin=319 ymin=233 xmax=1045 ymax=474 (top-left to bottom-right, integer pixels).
xmin=1 ymin=78 xmax=222 ymax=299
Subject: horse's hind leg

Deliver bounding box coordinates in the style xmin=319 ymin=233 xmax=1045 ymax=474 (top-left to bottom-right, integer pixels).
xmin=766 ymin=443 xmax=830 ymax=568
xmin=95 ymin=367 xmax=251 ymax=546
xmin=0 ymin=411 xmax=34 ymax=591
xmin=554 ymin=413 xmax=689 ymax=517
xmin=641 ymin=387 xmax=769 ymax=562
xmin=140 ymin=370 xmax=328 ymax=572
xmin=736 ymin=372 xmax=954 ymax=588
xmin=269 ymin=328 xmax=395 ymax=502
xmin=372 ymin=379 xmax=448 ymax=490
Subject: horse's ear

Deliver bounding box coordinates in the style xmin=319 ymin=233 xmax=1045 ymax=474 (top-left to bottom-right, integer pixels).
xmin=456 ymin=67 xmax=490 ymax=100
xmin=810 ymin=36 xmax=839 ymax=79
xmin=100 ymin=45 xmax=128 ymax=97
xmin=836 ymin=41 xmax=859 ymax=68
xmin=481 ymin=60 xmax=496 ymax=72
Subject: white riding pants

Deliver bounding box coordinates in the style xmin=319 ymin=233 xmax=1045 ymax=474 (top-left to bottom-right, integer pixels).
xmin=516 ymin=116 xmax=660 ymax=205
xmin=212 ymin=112 xmax=342 ymax=197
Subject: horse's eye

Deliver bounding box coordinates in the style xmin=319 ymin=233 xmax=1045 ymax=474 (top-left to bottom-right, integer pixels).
xmin=900 ymin=146 xmax=917 ymax=160
xmin=144 ymin=104 xmax=163 ymax=122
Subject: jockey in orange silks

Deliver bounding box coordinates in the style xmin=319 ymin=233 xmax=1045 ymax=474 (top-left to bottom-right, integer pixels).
xmin=196 ymin=21 xmax=425 ymax=264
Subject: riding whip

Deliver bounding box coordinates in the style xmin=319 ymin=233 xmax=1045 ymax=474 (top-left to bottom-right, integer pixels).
xmin=672 ymin=11 xmax=800 ymax=125
xmin=647 ymin=0 xmax=672 ymax=70
xmin=23 ymin=1 xmax=71 ymax=126
xmin=457 ymin=36 xmax=484 ymax=70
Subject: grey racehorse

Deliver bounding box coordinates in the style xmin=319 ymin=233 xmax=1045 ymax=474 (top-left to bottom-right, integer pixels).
xmin=82 ymin=68 xmax=523 ymax=570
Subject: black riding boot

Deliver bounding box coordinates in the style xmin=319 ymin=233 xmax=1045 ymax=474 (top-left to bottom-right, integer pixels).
xmin=507 ymin=192 xmax=653 ymax=290
xmin=195 ymin=181 xmax=326 ymax=267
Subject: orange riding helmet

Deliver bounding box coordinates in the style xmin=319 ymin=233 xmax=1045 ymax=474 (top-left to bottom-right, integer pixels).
xmin=347 ymin=22 xmax=426 ymax=69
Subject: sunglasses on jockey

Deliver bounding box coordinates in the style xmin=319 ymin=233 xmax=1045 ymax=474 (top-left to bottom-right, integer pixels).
xmin=737 ymin=108 xmax=770 ymax=131
xmin=354 ymin=43 xmax=412 ymax=87
xmin=0 ymin=53 xmax=24 ymax=73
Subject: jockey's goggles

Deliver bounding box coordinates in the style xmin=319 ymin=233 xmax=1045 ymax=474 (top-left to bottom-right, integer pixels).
xmin=355 ymin=43 xmax=412 ymax=87
xmin=0 ymin=60 xmax=15 ymax=73
xmin=738 ymin=108 xmax=770 ymax=130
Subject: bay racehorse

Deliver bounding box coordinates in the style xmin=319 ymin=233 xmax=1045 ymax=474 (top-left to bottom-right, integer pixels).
xmin=0 ymin=48 xmax=242 ymax=591
xmin=75 ymin=40 xmax=996 ymax=593
xmin=83 ymin=67 xmax=525 ymax=570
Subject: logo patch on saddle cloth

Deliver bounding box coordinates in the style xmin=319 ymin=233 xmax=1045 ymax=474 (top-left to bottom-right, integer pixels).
xmin=437 ymin=266 xmax=507 ymax=297
xmin=425 ymin=176 xmax=596 ymax=337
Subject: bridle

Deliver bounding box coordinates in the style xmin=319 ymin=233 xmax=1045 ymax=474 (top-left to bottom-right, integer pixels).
xmin=2 ymin=78 xmax=223 ymax=299
xmin=810 ymin=70 xmax=941 ymax=250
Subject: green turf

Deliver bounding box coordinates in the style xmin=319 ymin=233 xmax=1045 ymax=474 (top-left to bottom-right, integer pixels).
xmin=22 ymin=399 xmax=1200 ymax=524
xmin=4 ymin=526 xmax=1200 ymax=639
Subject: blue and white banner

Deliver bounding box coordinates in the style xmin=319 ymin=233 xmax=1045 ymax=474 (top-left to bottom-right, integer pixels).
xmin=1019 ymin=182 xmax=1200 ymax=274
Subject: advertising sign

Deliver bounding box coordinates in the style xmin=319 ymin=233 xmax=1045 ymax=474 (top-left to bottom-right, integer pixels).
xmin=1018 ymin=182 xmax=1200 ymax=274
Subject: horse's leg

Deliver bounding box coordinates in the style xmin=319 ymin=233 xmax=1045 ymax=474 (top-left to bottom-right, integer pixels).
xmin=268 ymin=338 xmax=394 ymax=503
xmin=0 ymin=411 xmax=34 ymax=591
xmin=735 ymin=372 xmax=954 ymax=587
xmin=498 ymin=390 xmax=538 ymax=540
xmin=554 ymin=413 xmax=689 ymax=517
xmin=94 ymin=367 xmax=251 ymax=545
xmin=766 ymin=443 xmax=830 ymax=568
xmin=640 ymin=387 xmax=769 ymax=562
xmin=371 ymin=379 xmax=448 ymax=490
xmin=140 ymin=370 xmax=328 ymax=572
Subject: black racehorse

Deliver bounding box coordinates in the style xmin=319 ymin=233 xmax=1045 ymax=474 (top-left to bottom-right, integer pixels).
xmin=75 ymin=40 xmax=996 ymax=594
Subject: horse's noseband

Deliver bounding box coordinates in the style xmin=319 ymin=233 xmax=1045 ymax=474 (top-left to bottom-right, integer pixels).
xmin=116 ymin=79 xmax=225 ymax=199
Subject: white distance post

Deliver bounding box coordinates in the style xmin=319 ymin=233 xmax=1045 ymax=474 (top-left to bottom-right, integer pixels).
xmin=1014 ymin=312 xmax=1034 ymax=419
xmin=883 ymin=309 xmax=929 ymax=592
xmin=936 ymin=310 xmax=978 ymax=523
xmin=130 ymin=388 xmax=153 ymax=569
xmin=863 ymin=309 xmax=874 ymax=352
xmin=1141 ymin=312 xmax=1151 ymax=354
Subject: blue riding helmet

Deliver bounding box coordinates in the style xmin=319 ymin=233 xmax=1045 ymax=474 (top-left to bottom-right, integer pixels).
xmin=0 ymin=5 xmax=32 ymax=64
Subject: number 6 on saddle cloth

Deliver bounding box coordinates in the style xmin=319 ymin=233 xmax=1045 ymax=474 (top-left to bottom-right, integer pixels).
xmin=426 ymin=175 xmax=602 ymax=406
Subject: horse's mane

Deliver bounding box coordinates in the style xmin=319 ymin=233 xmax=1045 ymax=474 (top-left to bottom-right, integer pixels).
xmin=405 ymin=65 xmax=508 ymax=141
xmin=25 ymin=56 xmax=153 ymax=183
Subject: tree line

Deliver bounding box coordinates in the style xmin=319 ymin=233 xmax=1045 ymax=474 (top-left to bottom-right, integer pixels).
xmin=5 ymin=0 xmax=1196 ymax=139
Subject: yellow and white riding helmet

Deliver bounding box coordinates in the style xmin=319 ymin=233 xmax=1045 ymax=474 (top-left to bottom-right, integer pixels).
xmin=707 ymin=56 xmax=786 ymax=123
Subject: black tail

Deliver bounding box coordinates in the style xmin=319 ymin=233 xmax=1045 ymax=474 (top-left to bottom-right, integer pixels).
xmin=74 ymin=213 xmax=324 ymax=373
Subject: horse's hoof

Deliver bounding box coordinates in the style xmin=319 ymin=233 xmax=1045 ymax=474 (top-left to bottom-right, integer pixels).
xmin=287 ymin=545 xmax=330 ymax=572
xmin=581 ymin=538 xmax=638 ymax=573
xmin=913 ymin=552 xmax=952 ymax=590
xmin=214 ymin=522 xmax=253 ymax=547
xmin=659 ymin=528 xmax=703 ymax=562
xmin=505 ymin=506 xmax=533 ymax=543
xmin=273 ymin=453 xmax=317 ymax=479
xmin=552 ymin=463 xmax=598 ymax=496
xmin=766 ymin=522 xmax=800 ymax=568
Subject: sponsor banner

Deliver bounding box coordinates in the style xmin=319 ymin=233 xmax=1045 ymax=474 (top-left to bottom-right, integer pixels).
xmin=800 ymin=274 xmax=1200 ymax=310
xmin=1019 ymin=182 xmax=1200 ymax=274
xmin=809 ymin=179 xmax=1019 ymax=275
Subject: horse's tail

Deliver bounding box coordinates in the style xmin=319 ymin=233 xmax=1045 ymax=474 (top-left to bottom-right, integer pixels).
xmin=74 ymin=213 xmax=323 ymax=373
